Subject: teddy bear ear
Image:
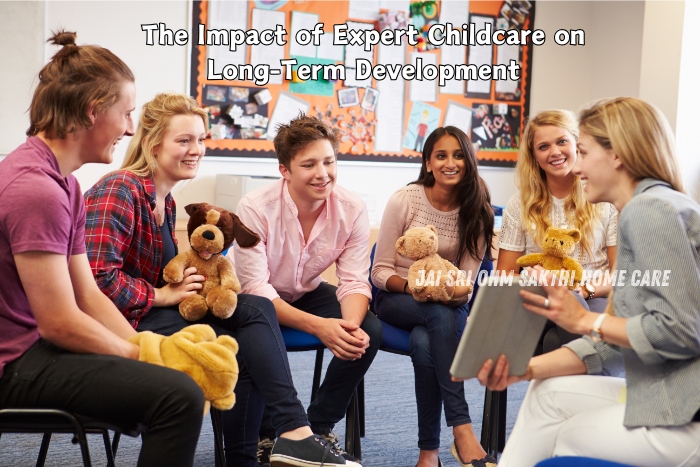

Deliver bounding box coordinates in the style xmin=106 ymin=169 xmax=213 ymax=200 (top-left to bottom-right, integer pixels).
xmin=427 ymin=225 xmax=438 ymax=235
xmin=230 ymin=213 xmax=260 ymax=249
xmin=395 ymin=237 xmax=405 ymax=253
xmin=185 ymin=203 xmax=207 ymax=216
xmin=567 ymin=229 xmax=581 ymax=242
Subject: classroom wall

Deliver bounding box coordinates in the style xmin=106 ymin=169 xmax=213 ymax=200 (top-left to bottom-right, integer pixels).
xmin=1 ymin=0 xmax=693 ymax=224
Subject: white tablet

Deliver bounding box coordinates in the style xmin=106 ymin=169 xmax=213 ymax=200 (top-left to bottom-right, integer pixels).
xmin=450 ymin=277 xmax=547 ymax=380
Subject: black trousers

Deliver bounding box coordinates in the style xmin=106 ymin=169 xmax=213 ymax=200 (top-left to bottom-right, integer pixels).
xmin=0 ymin=339 xmax=204 ymax=467
xmin=262 ymin=283 xmax=382 ymax=437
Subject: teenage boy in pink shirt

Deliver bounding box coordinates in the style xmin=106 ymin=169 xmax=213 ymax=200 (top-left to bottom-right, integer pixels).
xmin=232 ymin=115 xmax=381 ymax=463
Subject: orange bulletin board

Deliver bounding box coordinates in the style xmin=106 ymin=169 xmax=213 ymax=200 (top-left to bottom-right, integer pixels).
xmin=190 ymin=0 xmax=535 ymax=167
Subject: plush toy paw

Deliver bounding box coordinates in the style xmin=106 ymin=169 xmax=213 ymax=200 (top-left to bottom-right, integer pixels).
xmin=180 ymin=294 xmax=209 ymax=322
xmin=128 ymin=324 xmax=239 ymax=415
xmin=206 ymin=286 xmax=238 ymax=320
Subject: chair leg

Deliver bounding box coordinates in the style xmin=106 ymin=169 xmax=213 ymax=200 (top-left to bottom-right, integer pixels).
xmin=358 ymin=378 xmax=365 ymax=438
xmin=74 ymin=426 xmax=92 ymax=467
xmin=497 ymin=389 xmax=507 ymax=453
xmin=311 ymin=349 xmax=324 ymax=404
xmin=344 ymin=388 xmax=362 ymax=461
xmin=480 ymin=387 xmax=508 ymax=458
xmin=100 ymin=430 xmax=116 ymax=467
xmin=37 ymin=432 xmax=52 ymax=467
xmin=111 ymin=432 xmax=122 ymax=458
xmin=211 ymin=408 xmax=226 ymax=467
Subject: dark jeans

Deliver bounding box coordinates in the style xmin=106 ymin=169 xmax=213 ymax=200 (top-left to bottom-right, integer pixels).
xmin=375 ymin=290 xmax=471 ymax=450
xmin=0 ymin=339 xmax=204 ymax=467
xmin=262 ymin=283 xmax=381 ymax=438
xmin=138 ymin=294 xmax=308 ymax=467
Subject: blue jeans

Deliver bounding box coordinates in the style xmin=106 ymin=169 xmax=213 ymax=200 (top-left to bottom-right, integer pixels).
xmin=138 ymin=294 xmax=309 ymax=467
xmin=375 ymin=290 xmax=471 ymax=450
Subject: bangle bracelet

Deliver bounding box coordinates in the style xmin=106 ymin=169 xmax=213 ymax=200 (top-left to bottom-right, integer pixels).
xmin=525 ymin=364 xmax=534 ymax=381
xmin=403 ymin=282 xmax=409 ymax=294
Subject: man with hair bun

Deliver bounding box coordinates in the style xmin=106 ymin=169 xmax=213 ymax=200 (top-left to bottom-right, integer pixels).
xmin=233 ymin=114 xmax=381 ymax=466
xmin=0 ymin=31 xmax=205 ymax=466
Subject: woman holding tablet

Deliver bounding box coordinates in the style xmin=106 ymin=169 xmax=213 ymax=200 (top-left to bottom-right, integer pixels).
xmin=476 ymin=98 xmax=700 ymax=466
xmin=372 ymin=126 xmax=494 ymax=467
xmin=497 ymin=109 xmax=617 ymax=351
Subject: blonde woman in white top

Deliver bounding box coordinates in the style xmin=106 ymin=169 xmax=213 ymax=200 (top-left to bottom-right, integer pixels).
xmin=497 ymin=110 xmax=617 ymax=351
xmin=372 ymin=127 xmax=495 ymax=467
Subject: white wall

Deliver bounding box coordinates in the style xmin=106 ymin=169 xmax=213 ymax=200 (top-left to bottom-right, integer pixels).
xmin=676 ymin=0 xmax=700 ymax=199
xmin=0 ymin=1 xmax=670 ymax=223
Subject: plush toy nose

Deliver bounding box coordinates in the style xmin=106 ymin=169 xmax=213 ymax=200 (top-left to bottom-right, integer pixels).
xmin=202 ymin=230 xmax=216 ymax=240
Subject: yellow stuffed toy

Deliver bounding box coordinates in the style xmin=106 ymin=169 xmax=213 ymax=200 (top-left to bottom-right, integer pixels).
xmin=396 ymin=225 xmax=472 ymax=302
xmin=164 ymin=203 xmax=260 ymax=322
xmin=516 ymin=226 xmax=584 ymax=289
xmin=129 ymin=324 xmax=238 ymax=414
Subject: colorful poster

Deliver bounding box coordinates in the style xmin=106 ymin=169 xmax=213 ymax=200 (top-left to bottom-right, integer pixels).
xmin=403 ymin=102 xmax=441 ymax=153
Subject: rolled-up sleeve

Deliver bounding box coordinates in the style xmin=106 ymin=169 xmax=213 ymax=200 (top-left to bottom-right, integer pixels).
xmin=232 ymin=197 xmax=280 ymax=302
xmin=621 ymin=199 xmax=700 ymax=365
xmin=335 ymin=204 xmax=372 ymax=302
xmin=564 ymin=337 xmax=624 ymax=376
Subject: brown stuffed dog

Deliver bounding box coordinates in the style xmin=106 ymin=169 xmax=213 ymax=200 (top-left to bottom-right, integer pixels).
xmin=516 ymin=226 xmax=584 ymax=289
xmin=163 ymin=203 xmax=260 ymax=321
xmin=396 ymin=225 xmax=472 ymax=302
xmin=129 ymin=324 xmax=238 ymax=414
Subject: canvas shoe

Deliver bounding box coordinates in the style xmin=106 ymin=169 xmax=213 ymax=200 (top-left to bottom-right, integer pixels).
xmin=317 ymin=432 xmax=361 ymax=464
xmin=270 ymin=434 xmax=361 ymax=467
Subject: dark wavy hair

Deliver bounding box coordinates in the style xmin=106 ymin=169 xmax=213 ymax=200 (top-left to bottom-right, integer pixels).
xmin=412 ymin=126 xmax=494 ymax=264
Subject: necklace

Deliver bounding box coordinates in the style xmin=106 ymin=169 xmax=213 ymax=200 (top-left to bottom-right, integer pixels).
xmin=154 ymin=201 xmax=164 ymax=226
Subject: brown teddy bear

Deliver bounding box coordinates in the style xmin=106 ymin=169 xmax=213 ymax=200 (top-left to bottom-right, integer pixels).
xmin=129 ymin=324 xmax=238 ymax=414
xmin=516 ymin=226 xmax=584 ymax=289
xmin=396 ymin=225 xmax=473 ymax=302
xmin=163 ymin=203 xmax=260 ymax=321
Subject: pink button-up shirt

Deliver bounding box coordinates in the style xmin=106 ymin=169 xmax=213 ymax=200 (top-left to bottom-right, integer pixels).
xmin=231 ymin=179 xmax=372 ymax=303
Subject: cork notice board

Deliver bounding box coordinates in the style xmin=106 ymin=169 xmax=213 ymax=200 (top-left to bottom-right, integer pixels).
xmin=190 ymin=0 xmax=535 ymax=167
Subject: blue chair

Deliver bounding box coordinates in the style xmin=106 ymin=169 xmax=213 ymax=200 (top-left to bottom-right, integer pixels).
xmin=368 ymin=243 xmax=508 ymax=458
xmin=279 ymin=327 xmax=363 ymax=459
xmin=535 ymin=457 xmax=636 ymax=467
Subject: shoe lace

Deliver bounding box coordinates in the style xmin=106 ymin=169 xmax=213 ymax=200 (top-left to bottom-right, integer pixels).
xmin=257 ymin=437 xmax=274 ymax=461
xmin=314 ymin=435 xmax=343 ymax=457
xmin=320 ymin=432 xmax=345 ymax=455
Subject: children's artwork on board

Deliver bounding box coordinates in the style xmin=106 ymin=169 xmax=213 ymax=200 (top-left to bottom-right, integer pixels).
xmin=338 ymin=87 xmax=360 ymax=108
xmin=404 ymin=102 xmax=441 ymax=153
xmin=361 ymin=88 xmax=379 ymax=112
xmin=471 ymin=103 xmax=520 ymax=152
xmin=410 ymin=0 xmax=440 ymax=52
xmin=203 ymin=85 xmax=270 ymax=140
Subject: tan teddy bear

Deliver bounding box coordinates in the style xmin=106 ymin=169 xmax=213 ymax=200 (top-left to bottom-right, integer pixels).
xmin=163 ymin=203 xmax=260 ymax=321
xmin=129 ymin=324 xmax=238 ymax=414
xmin=516 ymin=226 xmax=584 ymax=289
xmin=396 ymin=225 xmax=473 ymax=302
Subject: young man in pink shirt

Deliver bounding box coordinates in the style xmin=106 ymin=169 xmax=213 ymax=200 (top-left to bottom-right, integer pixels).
xmin=233 ymin=115 xmax=381 ymax=464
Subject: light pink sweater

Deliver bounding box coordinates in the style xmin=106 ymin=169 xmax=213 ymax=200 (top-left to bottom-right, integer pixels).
xmin=371 ymin=184 xmax=484 ymax=292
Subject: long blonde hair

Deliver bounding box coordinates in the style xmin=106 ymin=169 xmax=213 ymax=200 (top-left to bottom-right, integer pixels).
xmin=516 ymin=109 xmax=602 ymax=256
xmin=121 ymin=93 xmax=208 ymax=177
xmin=578 ymin=97 xmax=684 ymax=193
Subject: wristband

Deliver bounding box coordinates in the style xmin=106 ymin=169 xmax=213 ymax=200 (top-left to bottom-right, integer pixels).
xmin=590 ymin=313 xmax=607 ymax=343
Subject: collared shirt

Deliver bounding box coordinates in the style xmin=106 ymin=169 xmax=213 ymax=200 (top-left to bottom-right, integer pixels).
xmin=232 ymin=178 xmax=371 ymax=303
xmin=84 ymin=170 xmax=177 ymax=328
xmin=566 ymin=178 xmax=700 ymax=428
